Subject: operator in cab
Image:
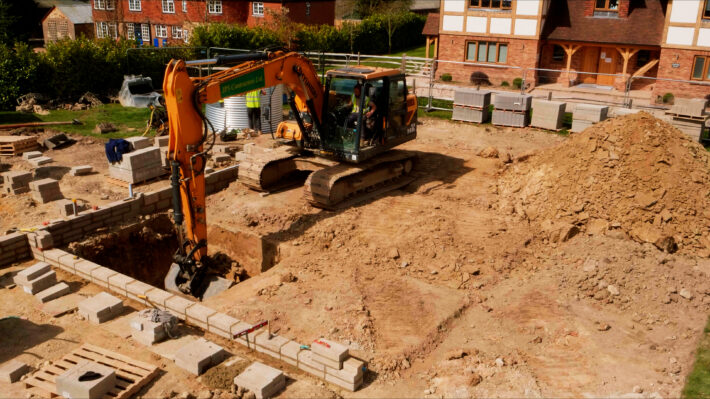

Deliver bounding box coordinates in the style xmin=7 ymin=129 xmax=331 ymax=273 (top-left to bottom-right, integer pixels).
xmin=347 ymin=84 xmax=376 ymax=127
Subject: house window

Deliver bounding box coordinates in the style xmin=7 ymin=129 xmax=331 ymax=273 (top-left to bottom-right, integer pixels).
xmin=469 ymin=0 xmax=512 ymax=9
xmin=58 ymin=20 xmax=68 ymax=38
xmin=172 ymin=26 xmax=183 ymax=38
xmin=108 ymin=22 xmax=117 ymax=38
xmin=552 ymin=45 xmax=564 ymax=61
xmin=48 ymin=21 xmax=57 ymax=41
xmin=252 ymin=1 xmax=264 ymax=16
xmin=692 ymin=56 xmax=710 ymax=81
xmin=208 ymin=0 xmax=222 ymax=14
xmin=466 ymin=41 xmax=508 ymax=63
xmin=155 ymin=24 xmax=168 ymax=38
xmin=106 ymin=0 xmax=115 ymax=10
xmin=704 ymin=0 xmax=710 ymax=19
xmin=306 ymin=2 xmax=311 ymax=16
xmin=96 ymin=22 xmax=117 ymax=38
xmin=183 ymin=29 xmax=189 ymax=42
xmin=126 ymin=22 xmax=135 ymax=39
xmin=129 ymin=0 xmax=141 ymax=11
xmin=141 ymin=23 xmax=150 ymax=41
xmin=162 ymin=0 xmax=175 ymax=13
xmin=595 ymin=0 xmax=619 ymax=11
xmin=94 ymin=0 xmax=105 ymax=10
xmin=182 ymin=0 xmax=187 ymax=12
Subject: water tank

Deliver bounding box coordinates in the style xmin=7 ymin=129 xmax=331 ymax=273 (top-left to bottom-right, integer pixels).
xmin=224 ymin=96 xmax=249 ymax=132
xmin=259 ymin=85 xmax=284 ymax=134
xmin=205 ymin=102 xmax=225 ymax=133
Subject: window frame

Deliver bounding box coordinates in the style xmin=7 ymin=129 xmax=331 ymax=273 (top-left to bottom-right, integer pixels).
xmin=128 ymin=0 xmax=141 ymax=11
xmin=691 ymin=56 xmax=710 ymax=81
xmin=208 ymin=0 xmax=223 ymax=14
xmin=162 ymin=0 xmax=175 ymax=13
xmin=252 ymin=1 xmax=264 ymax=16
xmin=551 ymin=44 xmax=565 ymax=62
xmin=704 ymin=0 xmax=710 ymax=19
xmin=94 ymin=0 xmax=105 ymax=10
xmin=105 ymin=0 xmax=115 ymax=10
xmin=465 ymin=40 xmax=508 ymax=64
xmin=171 ymin=26 xmax=183 ymax=38
xmin=155 ymin=24 xmax=168 ymax=38
xmin=595 ymin=0 xmax=619 ymax=11
xmin=182 ymin=0 xmax=187 ymax=12
xmin=306 ymin=1 xmax=311 ymax=16
xmin=469 ymin=0 xmax=512 ymax=10
xmin=126 ymin=22 xmax=135 ymax=39
xmin=48 ymin=20 xmax=58 ymax=40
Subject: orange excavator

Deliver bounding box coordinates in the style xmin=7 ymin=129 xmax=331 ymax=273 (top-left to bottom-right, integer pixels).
xmin=161 ymin=49 xmax=418 ymax=298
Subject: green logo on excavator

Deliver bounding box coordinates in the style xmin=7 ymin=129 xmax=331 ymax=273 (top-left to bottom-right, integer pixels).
xmin=219 ymin=69 xmax=266 ymax=99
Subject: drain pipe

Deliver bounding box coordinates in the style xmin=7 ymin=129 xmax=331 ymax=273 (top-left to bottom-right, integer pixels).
xmin=128 ymin=183 xmax=134 ymax=199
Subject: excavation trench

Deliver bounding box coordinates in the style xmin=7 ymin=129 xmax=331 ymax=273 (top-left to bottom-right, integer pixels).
xmin=67 ymin=214 xmax=279 ymax=290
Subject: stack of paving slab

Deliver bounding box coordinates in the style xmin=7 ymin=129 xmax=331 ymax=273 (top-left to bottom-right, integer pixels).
xmin=531 ymin=99 xmax=566 ymax=130
xmin=492 ymin=93 xmax=532 ymax=127
xmin=2 ymin=170 xmax=32 ymax=195
xmin=666 ymin=98 xmax=708 ymax=142
xmin=56 ymin=360 xmax=116 ymax=399
xmin=234 ymin=362 xmax=285 ymax=399
xmin=571 ymin=104 xmax=608 ymax=133
xmin=29 ymin=178 xmax=63 ymax=203
xmin=108 ymin=146 xmax=164 ymax=184
xmin=78 ymin=292 xmax=124 ymax=324
xmin=451 ymin=89 xmax=491 ymax=123
xmin=14 ymin=262 xmax=70 ymax=302
xmin=154 ymin=136 xmax=169 ymax=168
xmin=130 ymin=308 xmax=177 ymax=346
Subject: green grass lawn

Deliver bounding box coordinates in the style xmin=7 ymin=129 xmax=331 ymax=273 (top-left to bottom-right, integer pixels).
xmin=386 ymin=43 xmax=435 ymax=59
xmin=683 ymin=317 xmax=710 ymax=398
xmin=0 ymin=104 xmax=151 ymax=139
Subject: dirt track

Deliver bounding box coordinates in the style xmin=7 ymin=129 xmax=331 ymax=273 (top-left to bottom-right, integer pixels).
xmin=1 ymin=117 xmax=708 ymax=397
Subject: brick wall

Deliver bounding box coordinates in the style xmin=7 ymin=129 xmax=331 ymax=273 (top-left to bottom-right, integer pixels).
xmin=436 ymin=34 xmax=540 ymax=86
xmin=583 ymin=0 xmax=630 ymax=17
xmin=655 ymin=47 xmax=710 ymax=100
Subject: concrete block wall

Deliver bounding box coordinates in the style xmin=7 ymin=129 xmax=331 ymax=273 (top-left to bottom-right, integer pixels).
xmin=0 ymin=232 xmax=31 ymax=267
xmin=35 ymin=246 xmax=366 ymax=391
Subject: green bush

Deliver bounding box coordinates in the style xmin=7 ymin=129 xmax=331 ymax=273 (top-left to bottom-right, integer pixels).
xmin=0 ymin=42 xmax=50 ymax=110
xmin=501 ymin=81 xmax=510 ymax=87
xmin=663 ymin=92 xmax=674 ymax=104
xmin=512 ymin=77 xmax=523 ymax=89
xmin=440 ymin=73 xmax=452 ymax=82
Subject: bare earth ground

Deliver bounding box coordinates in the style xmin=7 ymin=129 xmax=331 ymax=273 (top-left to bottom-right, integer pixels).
xmin=1 ymin=118 xmax=708 ymax=398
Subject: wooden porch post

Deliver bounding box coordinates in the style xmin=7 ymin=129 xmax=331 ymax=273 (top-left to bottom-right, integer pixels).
xmin=616 ymin=47 xmax=640 ymax=87
xmin=425 ymin=36 xmax=431 ymax=59
xmin=562 ymin=44 xmax=581 ymax=87
xmin=434 ymin=37 xmax=438 ymax=58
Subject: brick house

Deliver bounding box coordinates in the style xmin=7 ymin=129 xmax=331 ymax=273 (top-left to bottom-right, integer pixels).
xmin=42 ymin=0 xmax=95 ymax=43
xmin=91 ymin=0 xmax=334 ymax=46
xmin=435 ymin=0 xmax=710 ymax=99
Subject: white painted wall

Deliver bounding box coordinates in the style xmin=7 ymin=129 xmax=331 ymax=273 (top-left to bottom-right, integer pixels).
xmin=698 ymin=28 xmax=710 ymax=47
xmin=466 ymin=16 xmax=487 ymax=33
xmin=442 ymin=15 xmax=464 ymax=31
xmin=443 ymin=0 xmax=465 ymax=12
xmin=669 ymin=0 xmax=700 ymax=24
xmin=666 ymin=26 xmax=695 ymax=45
xmin=516 ymin=0 xmax=540 ymax=16
xmin=489 ymin=17 xmax=511 ymax=34
xmin=514 ymin=19 xmax=537 ymax=36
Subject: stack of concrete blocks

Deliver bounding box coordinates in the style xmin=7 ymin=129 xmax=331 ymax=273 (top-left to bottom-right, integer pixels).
xmin=3 ymin=171 xmax=32 ymax=195
xmin=174 ymin=337 xmax=227 ymax=375
xmin=571 ymin=104 xmax=609 ymax=132
xmin=29 ymin=178 xmax=63 ymax=203
xmin=234 ymin=362 xmax=285 ymax=399
xmin=28 ymin=156 xmax=53 ymax=167
xmin=492 ymin=93 xmax=532 ymax=127
xmin=56 ymin=360 xmax=116 ymax=399
xmin=130 ymin=309 xmax=177 ymax=346
xmin=0 ymin=232 xmax=31 ymax=266
xmin=667 ymin=98 xmax=708 ymax=142
xmin=531 ymin=99 xmax=566 ymax=130
xmin=311 ymin=338 xmax=364 ymax=390
xmin=78 ymin=292 xmax=124 ymax=324
xmin=22 ymin=151 xmax=42 ymax=160
xmin=108 ymin=147 xmax=164 ymax=184
xmin=0 ymin=360 xmax=30 ymax=383
xmin=452 ymin=89 xmax=491 ymax=123
xmin=35 ymin=280 xmax=70 ymax=303
xmin=14 ymin=262 xmax=57 ymax=294
xmin=154 ymin=136 xmax=169 ymax=168
xmin=69 ymin=165 xmax=93 ymax=176
xmin=125 ymin=136 xmax=151 ymax=151
xmin=56 ymin=199 xmax=84 ymax=217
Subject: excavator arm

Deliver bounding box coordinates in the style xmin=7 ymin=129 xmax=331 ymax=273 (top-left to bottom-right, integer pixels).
xmin=161 ymin=50 xmax=324 ymax=298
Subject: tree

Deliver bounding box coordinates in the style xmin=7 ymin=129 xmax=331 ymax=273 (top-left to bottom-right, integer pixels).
xmin=264 ymin=7 xmax=297 ymax=49
xmin=355 ymin=0 xmax=411 ymax=19
xmin=0 ymin=0 xmax=41 ymax=45
xmin=378 ymin=0 xmax=410 ymax=54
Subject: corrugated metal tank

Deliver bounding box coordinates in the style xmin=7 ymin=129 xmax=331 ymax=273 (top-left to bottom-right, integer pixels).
xmin=207 ymin=85 xmax=285 ymax=134
xmin=259 ymin=85 xmax=284 ymax=134
xmin=205 ymin=102 xmax=226 ymax=133
xmin=224 ymin=96 xmax=249 ymax=133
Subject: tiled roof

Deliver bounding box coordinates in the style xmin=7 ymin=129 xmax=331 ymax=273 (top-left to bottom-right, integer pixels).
xmin=422 ymin=12 xmax=439 ymax=36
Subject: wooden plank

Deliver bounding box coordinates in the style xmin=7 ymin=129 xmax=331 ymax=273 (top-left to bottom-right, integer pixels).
xmin=81 ymin=344 xmax=157 ymax=372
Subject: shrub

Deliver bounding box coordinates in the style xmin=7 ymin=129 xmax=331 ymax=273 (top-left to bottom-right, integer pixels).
xmin=663 ymin=92 xmax=674 ymax=104
xmin=0 ymin=42 xmax=50 ymax=110
xmin=501 ymin=81 xmax=510 ymax=87
xmin=440 ymin=73 xmax=452 ymax=82
xmin=513 ymin=77 xmax=523 ymax=89
xmin=470 ymin=71 xmax=491 ymax=86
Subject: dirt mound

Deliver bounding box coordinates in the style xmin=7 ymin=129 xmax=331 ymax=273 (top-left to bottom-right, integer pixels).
xmin=498 ymin=112 xmax=710 ymax=255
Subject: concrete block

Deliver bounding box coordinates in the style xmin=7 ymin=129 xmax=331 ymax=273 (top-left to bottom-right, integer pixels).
xmin=312 ymin=353 xmax=341 ymax=370
xmin=325 ymin=357 xmax=364 ymax=384
xmin=125 ymin=136 xmax=151 ymax=151
xmin=106 ymin=273 xmax=135 ymax=297
xmin=14 ymin=262 xmax=51 ymax=285
xmin=29 ymin=178 xmax=62 ymax=203
xmin=212 ymin=154 xmax=231 ymax=163
xmin=452 ymin=106 xmax=489 ymax=123
xmin=144 ymin=288 xmax=174 ymax=309
xmin=165 ymin=295 xmax=195 ymax=320
xmin=70 ymin=165 xmax=93 ymax=176
xmin=325 ymin=372 xmax=362 ymax=392
xmin=255 ymin=332 xmax=290 ymax=356
xmin=56 ymin=199 xmax=77 ymax=217
xmin=185 ymin=303 xmax=217 ymax=329
xmin=494 ymin=93 xmax=532 ymax=111
xmin=78 ymin=292 xmax=123 ymax=324
xmin=280 ymin=341 xmax=302 ymax=366
xmin=670 ymin=97 xmax=707 ymax=118
xmin=0 ymin=359 xmax=30 ymax=383
xmin=574 ymin=104 xmax=608 ymax=122
xmin=298 ymin=350 xmax=325 ymax=378
xmin=90 ymin=266 xmax=118 ymax=288
xmin=154 ymin=136 xmax=169 ymax=147
xmin=75 ymin=260 xmax=101 ymax=281
xmin=453 ymin=89 xmax=490 ymax=108
xmin=125 ymin=280 xmax=154 ymax=303
xmin=56 ymin=360 xmax=116 ymax=399
xmin=174 ymin=338 xmax=227 ymax=375
xmin=492 ymin=110 xmax=529 ymax=127
xmin=28 ymin=156 xmax=53 ymax=166
xmin=22 ymin=151 xmax=42 ymax=160
xmin=35 ymin=282 xmax=70 ymax=303
xmin=571 ymin=119 xmax=595 ymax=133
xmin=234 ymin=362 xmax=285 ymax=399
xmin=57 ymin=252 xmax=82 ymax=273
xmin=207 ymin=312 xmax=241 ymax=339
xmin=531 ymin=100 xmax=566 ymax=130
xmin=3 ymin=171 xmax=32 ymax=185
xmin=20 ymin=270 xmax=57 ymax=294
xmin=130 ymin=309 xmax=177 ymax=346
xmin=311 ymin=338 xmax=349 ymax=363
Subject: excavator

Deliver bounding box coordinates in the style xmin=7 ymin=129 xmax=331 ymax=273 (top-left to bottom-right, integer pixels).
xmin=161 ymin=49 xmax=418 ymax=298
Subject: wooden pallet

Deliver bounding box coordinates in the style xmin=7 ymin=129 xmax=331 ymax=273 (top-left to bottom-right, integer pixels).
xmin=105 ymin=173 xmax=167 ymax=188
xmin=666 ymin=112 xmax=709 ymax=122
xmin=24 ymin=344 xmax=159 ymax=399
xmin=0 ymin=136 xmax=40 ymax=156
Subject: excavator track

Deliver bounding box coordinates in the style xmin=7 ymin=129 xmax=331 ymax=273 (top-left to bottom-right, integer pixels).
xmin=304 ymin=150 xmax=416 ymax=209
xmin=237 ymin=147 xmax=300 ymax=191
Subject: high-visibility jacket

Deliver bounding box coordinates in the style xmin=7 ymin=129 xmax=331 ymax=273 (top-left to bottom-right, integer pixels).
xmin=246 ymin=90 xmax=261 ymax=108
xmin=351 ymin=93 xmax=369 ymax=113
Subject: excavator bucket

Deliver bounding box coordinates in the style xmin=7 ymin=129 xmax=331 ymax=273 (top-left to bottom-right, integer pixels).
xmin=164 ymin=263 xmax=234 ymax=300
